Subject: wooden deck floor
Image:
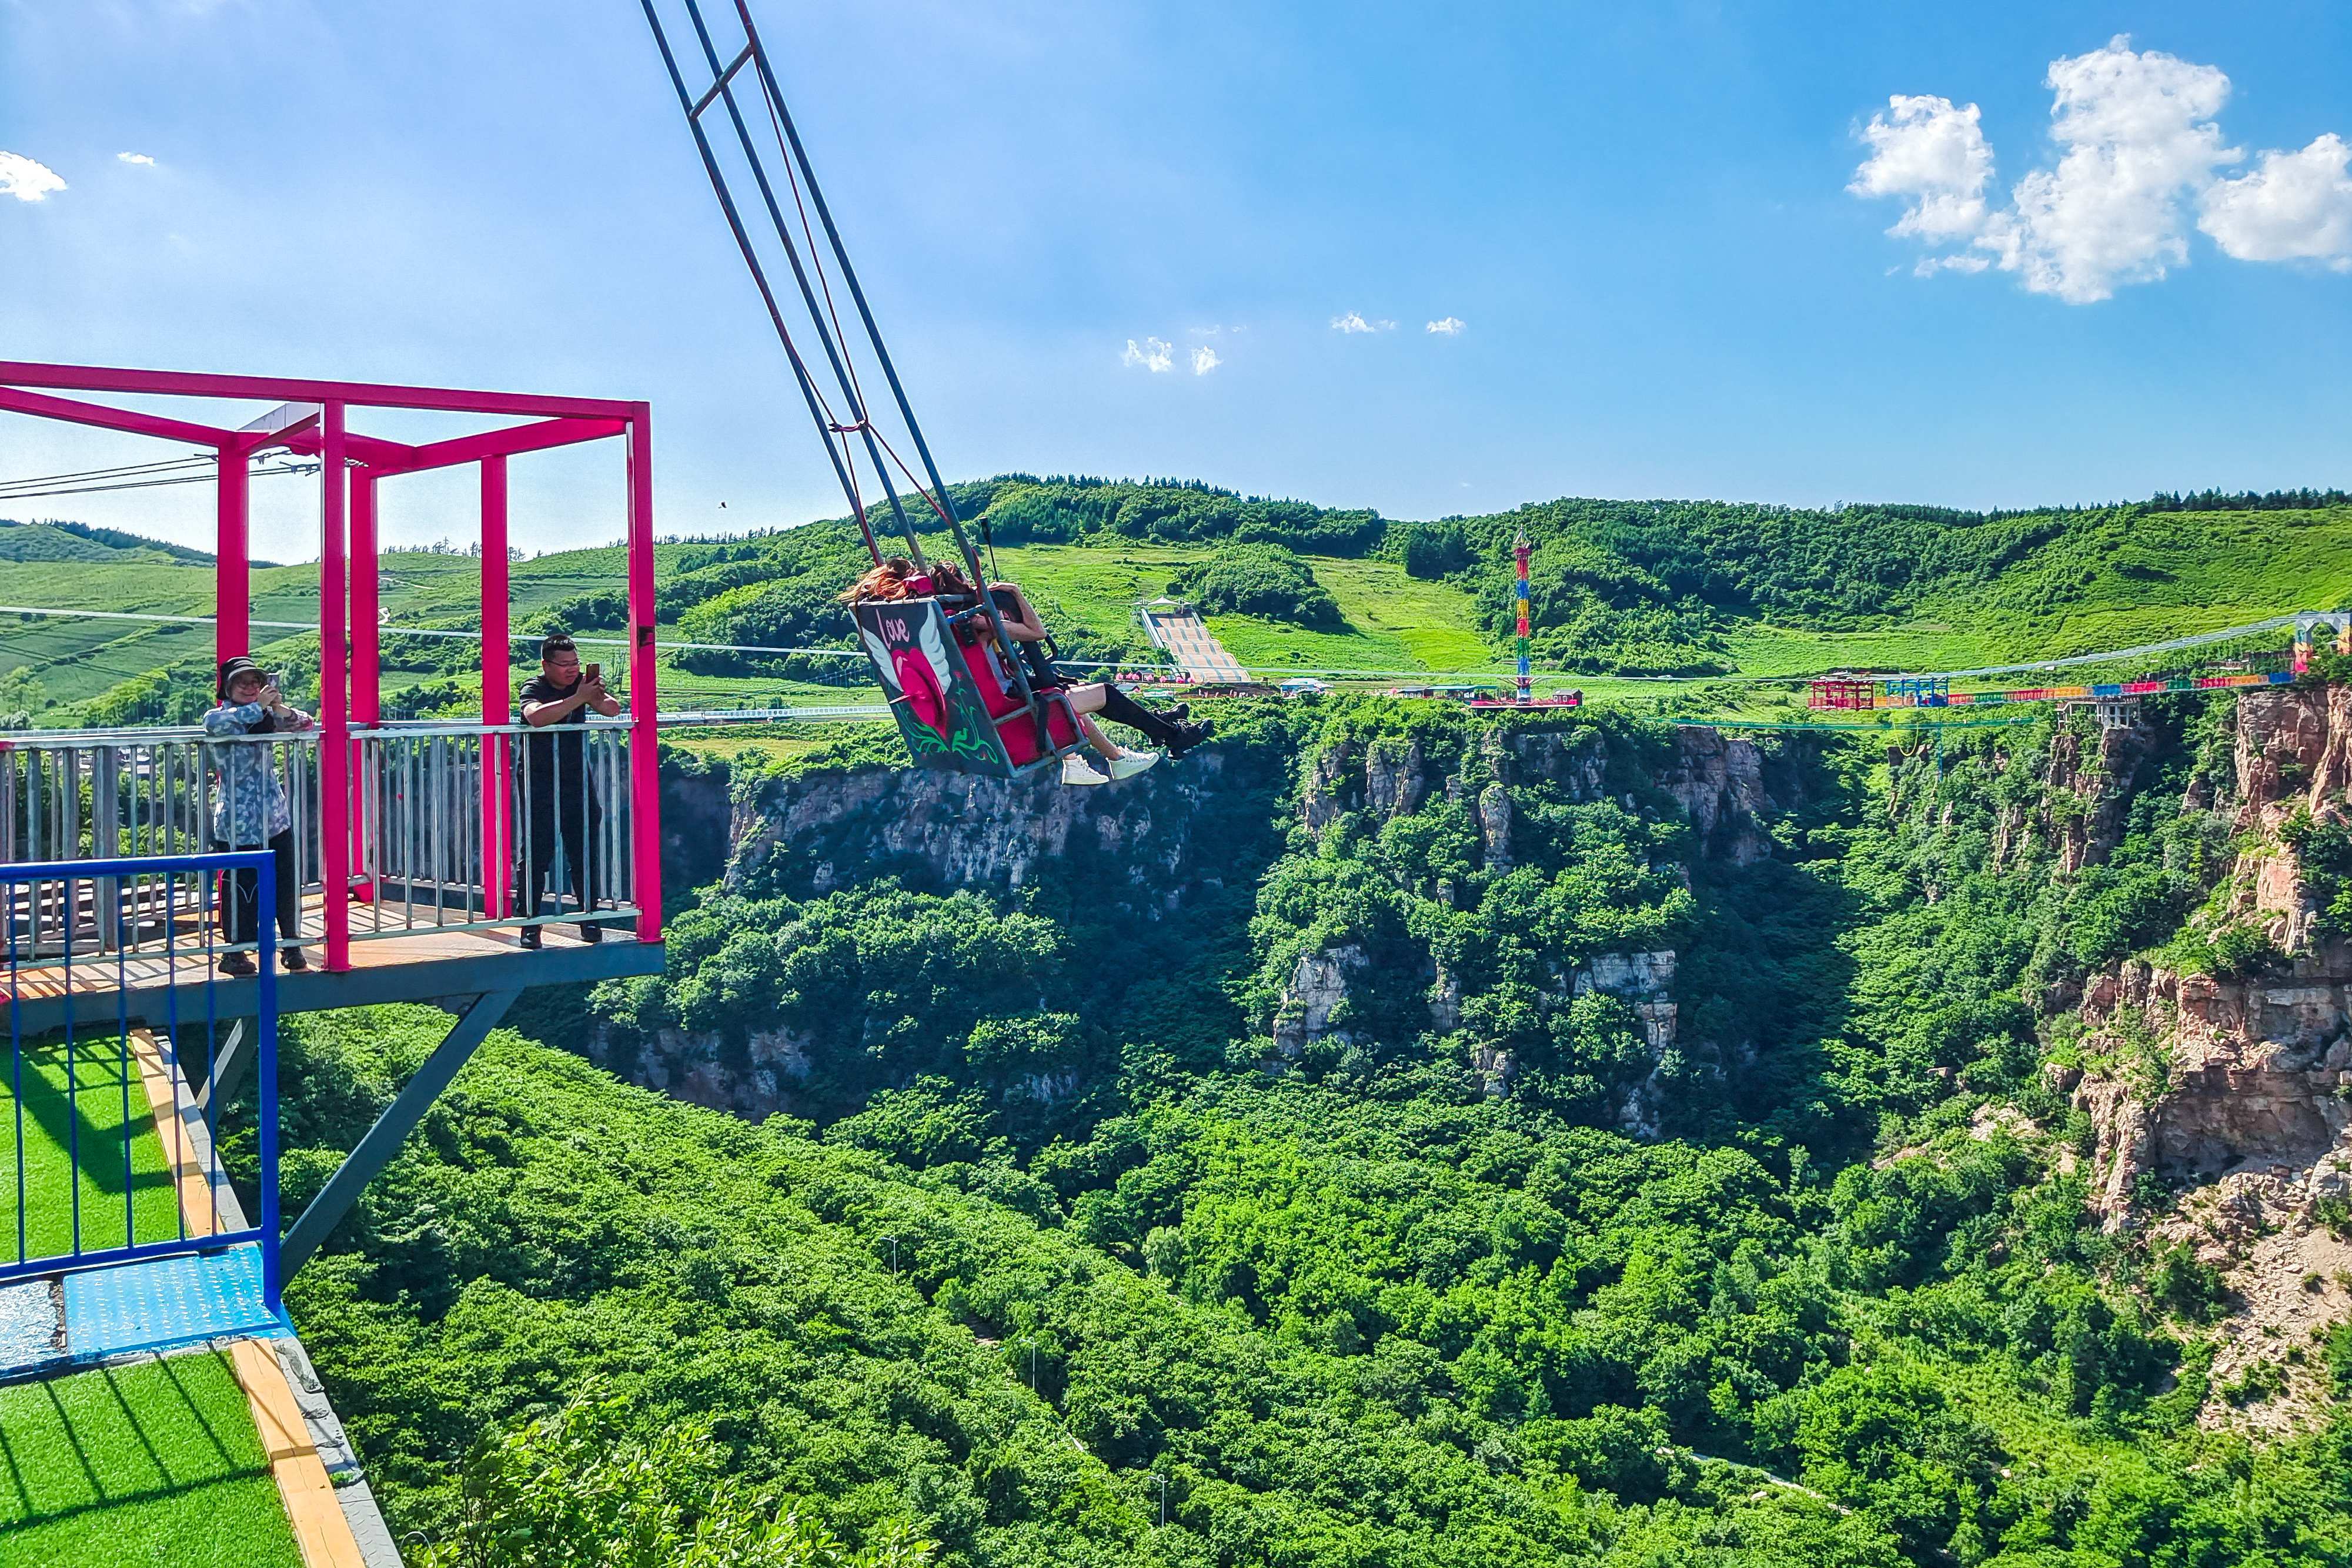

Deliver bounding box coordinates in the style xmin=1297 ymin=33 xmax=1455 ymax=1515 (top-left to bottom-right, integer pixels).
xmin=6 ymin=892 xmax=661 ymax=1034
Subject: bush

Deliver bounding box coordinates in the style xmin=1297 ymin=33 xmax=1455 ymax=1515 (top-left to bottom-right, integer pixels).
xmin=1170 ymin=543 xmax=1342 ymax=627
xmin=1389 ymin=520 xmax=1474 ymax=579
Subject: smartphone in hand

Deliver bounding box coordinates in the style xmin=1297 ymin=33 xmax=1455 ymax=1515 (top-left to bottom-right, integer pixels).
xmin=584 ymin=662 xmax=603 ymax=685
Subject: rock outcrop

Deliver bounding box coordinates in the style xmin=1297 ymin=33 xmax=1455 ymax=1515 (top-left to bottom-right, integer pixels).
xmin=1271 ymin=945 xmax=1364 ymax=1061
xmin=1300 ymin=721 xmax=1815 ymax=867
xmin=2073 ymin=950 xmax=2352 ymax=1218
xmin=724 ymin=746 xmax=1272 ymax=916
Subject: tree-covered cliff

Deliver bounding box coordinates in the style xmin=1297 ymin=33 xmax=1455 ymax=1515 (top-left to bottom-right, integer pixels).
xmin=228 ymin=693 xmax=2352 ymax=1566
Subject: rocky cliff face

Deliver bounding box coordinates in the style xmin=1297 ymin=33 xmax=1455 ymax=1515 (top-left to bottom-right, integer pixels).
xmin=2055 ymin=684 xmax=2352 ymax=1427
xmin=2069 ymin=688 xmax=2352 ymax=1217
xmin=721 ymin=745 xmax=1276 ymax=915
xmin=2071 ymin=951 xmax=2352 ymax=1213
xmin=1298 ymin=724 xmax=1811 ymax=867
xmin=1276 ymin=723 xmax=1812 ymax=1126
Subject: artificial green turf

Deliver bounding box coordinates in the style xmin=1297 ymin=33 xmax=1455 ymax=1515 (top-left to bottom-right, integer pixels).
xmin=0 ymin=1039 xmax=182 ymax=1268
xmin=0 ymin=1351 xmax=303 ymax=1567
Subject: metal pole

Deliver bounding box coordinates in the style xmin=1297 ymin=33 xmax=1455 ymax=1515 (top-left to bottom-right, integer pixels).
xmin=216 ymin=444 xmax=249 ymax=665
xmin=255 ymin=851 xmax=281 ymax=1309
xmin=319 ymin=402 xmax=350 ymax=971
xmin=349 ymin=468 xmax=380 ymax=906
xmin=635 ymin=0 xmax=881 ymax=557
xmin=481 ymin=457 xmax=512 ymax=920
xmin=626 ymin=412 xmax=663 ymax=940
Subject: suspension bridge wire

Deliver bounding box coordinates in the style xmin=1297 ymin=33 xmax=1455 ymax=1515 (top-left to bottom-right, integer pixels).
xmin=0 ymin=463 xmax=318 ymax=502
xmin=0 ymin=452 xmax=218 ymax=496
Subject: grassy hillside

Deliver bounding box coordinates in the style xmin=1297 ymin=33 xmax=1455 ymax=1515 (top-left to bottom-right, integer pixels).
xmin=4 ymin=480 xmax=2347 ymax=726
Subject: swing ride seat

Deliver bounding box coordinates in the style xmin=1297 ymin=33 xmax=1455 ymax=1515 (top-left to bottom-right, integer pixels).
xmin=853 ymin=596 xmax=1086 ymax=780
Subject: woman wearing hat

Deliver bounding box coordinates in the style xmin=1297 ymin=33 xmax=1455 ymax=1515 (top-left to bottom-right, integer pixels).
xmin=203 ymin=657 xmax=313 ymax=974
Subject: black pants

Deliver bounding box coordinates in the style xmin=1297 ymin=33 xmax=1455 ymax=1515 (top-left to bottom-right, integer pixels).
xmin=214 ymin=830 xmax=299 ymax=950
xmin=1092 ymin=683 xmax=1185 ymax=748
xmin=523 ymin=781 xmax=602 ymax=921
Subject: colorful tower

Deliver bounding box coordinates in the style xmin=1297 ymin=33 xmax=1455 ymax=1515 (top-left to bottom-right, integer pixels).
xmin=1514 ymin=532 xmax=1532 ymax=705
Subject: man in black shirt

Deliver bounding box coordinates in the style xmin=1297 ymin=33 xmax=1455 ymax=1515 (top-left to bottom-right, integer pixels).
xmin=517 ymin=633 xmax=621 ymax=948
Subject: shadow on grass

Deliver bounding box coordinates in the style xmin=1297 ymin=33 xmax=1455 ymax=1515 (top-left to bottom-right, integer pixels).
xmin=0 ymin=1349 xmax=268 ymax=1533
xmin=1 ymin=1037 xmax=181 ymax=1266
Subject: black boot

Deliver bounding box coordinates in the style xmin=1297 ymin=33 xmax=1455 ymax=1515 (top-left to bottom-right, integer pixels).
xmin=1168 ymin=719 xmax=1215 ymax=758
xmin=1094 ymin=684 xmax=1187 ymax=750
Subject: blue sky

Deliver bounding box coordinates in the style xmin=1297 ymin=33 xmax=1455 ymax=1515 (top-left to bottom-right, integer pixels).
xmin=4 ymin=0 xmax=2351 ymax=560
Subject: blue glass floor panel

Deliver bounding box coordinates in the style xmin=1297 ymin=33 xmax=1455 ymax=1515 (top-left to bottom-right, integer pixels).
xmin=61 ymin=1243 xmax=283 ymax=1362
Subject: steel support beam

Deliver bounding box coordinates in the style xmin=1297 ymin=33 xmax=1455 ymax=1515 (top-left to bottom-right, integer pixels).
xmin=279 ymin=987 xmax=521 ymax=1280
xmin=196 ymin=1019 xmax=250 ymax=1129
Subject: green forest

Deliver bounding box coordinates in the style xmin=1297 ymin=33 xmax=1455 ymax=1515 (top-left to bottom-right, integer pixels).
xmin=190 ymin=691 xmax=2352 ymax=1567
xmin=10 ymin=479 xmax=2352 ymax=728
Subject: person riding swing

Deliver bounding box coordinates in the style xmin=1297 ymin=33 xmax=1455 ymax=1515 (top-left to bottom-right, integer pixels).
xmin=843 ymin=558 xmax=1211 ymax=784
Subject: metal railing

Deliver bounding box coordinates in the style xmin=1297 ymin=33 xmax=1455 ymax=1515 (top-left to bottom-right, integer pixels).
xmin=0 ymin=727 xmax=322 ymax=959
xmin=0 ymin=718 xmax=643 ymax=964
xmin=1 ymin=851 xmax=282 ymax=1308
xmin=354 ymin=718 xmax=639 ymax=940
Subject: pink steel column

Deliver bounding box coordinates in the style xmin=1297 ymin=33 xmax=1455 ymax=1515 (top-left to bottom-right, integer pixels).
xmin=348 ymin=467 xmax=380 ymax=904
xmin=625 ymin=408 xmax=662 ymax=940
xmin=215 ymin=444 xmax=250 ymax=665
xmin=350 ymin=470 xmax=380 ymax=724
xmin=319 ymin=403 xmax=350 ymax=971
xmin=480 ymin=457 xmax=512 ymax=920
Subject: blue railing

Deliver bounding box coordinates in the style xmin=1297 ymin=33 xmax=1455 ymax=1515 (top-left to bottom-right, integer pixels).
xmin=1 ymin=850 xmax=280 ymax=1309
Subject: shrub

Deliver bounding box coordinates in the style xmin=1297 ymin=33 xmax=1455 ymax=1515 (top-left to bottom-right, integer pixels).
xmin=1170 ymin=543 xmax=1342 ymax=627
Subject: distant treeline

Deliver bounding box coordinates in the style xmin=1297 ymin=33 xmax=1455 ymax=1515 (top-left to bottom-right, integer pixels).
xmin=0 ymin=515 xmax=222 ymax=565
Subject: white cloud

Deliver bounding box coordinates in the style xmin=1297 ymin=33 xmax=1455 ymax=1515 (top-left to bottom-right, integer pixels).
xmin=117 ymin=152 xmax=156 ymax=166
xmin=1914 ymin=253 xmax=1990 ymax=276
xmin=1121 ymin=336 xmax=1174 ymax=373
xmin=2200 ymin=132 xmax=2352 ymax=269
xmin=1852 ymin=36 xmax=2352 ymax=302
xmin=0 ymin=151 xmax=66 ymax=202
xmin=1850 ymin=95 xmax=1994 ymax=241
xmin=1983 ymin=36 xmax=2238 ymax=302
xmin=1331 ymin=311 xmax=1394 ymax=333
xmin=1191 ymin=345 xmax=1222 ymax=375
xmin=1425 ymin=316 xmax=1466 ymax=335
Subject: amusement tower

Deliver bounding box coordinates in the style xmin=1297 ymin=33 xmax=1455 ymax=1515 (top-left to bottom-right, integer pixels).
xmin=1514 ymin=531 xmax=1533 ymax=705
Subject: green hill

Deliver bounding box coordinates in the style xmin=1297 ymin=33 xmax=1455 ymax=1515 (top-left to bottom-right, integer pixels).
xmin=4 ymin=481 xmax=2347 ymax=725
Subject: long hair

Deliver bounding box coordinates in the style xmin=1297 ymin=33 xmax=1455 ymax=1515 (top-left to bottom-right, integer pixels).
xmin=841 ymin=557 xmax=917 ymax=604
xmin=927 ymin=559 xmax=976 ymax=601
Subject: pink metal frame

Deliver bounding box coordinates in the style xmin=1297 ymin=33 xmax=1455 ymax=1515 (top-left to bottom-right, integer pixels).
xmin=0 ymin=360 xmax=664 ymax=967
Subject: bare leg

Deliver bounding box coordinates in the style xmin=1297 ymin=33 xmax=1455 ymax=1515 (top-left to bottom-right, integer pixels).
xmin=1064 ymin=685 xmax=1125 ymax=759
xmin=1078 ymin=713 xmax=1122 ymax=761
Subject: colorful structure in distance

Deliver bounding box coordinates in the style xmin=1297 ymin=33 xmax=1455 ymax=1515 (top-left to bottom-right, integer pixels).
xmin=1513 ymin=532 xmax=1532 ymax=706
xmin=1808 ymin=668 xmax=2296 ymax=712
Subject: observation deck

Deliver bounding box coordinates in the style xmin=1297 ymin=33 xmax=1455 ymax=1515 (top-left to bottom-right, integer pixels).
xmin=1 ymin=359 xmax=667 ymax=1022
xmin=1 ymin=362 xmax=670 ymax=1564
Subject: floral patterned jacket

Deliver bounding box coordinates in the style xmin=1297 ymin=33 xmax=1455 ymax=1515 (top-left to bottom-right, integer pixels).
xmin=202 ymin=701 xmax=313 ymax=846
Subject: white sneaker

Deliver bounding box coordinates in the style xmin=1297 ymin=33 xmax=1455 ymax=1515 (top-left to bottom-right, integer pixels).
xmin=1108 ymin=750 xmax=1163 ymax=780
xmin=1062 ymin=753 xmax=1111 ymax=786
